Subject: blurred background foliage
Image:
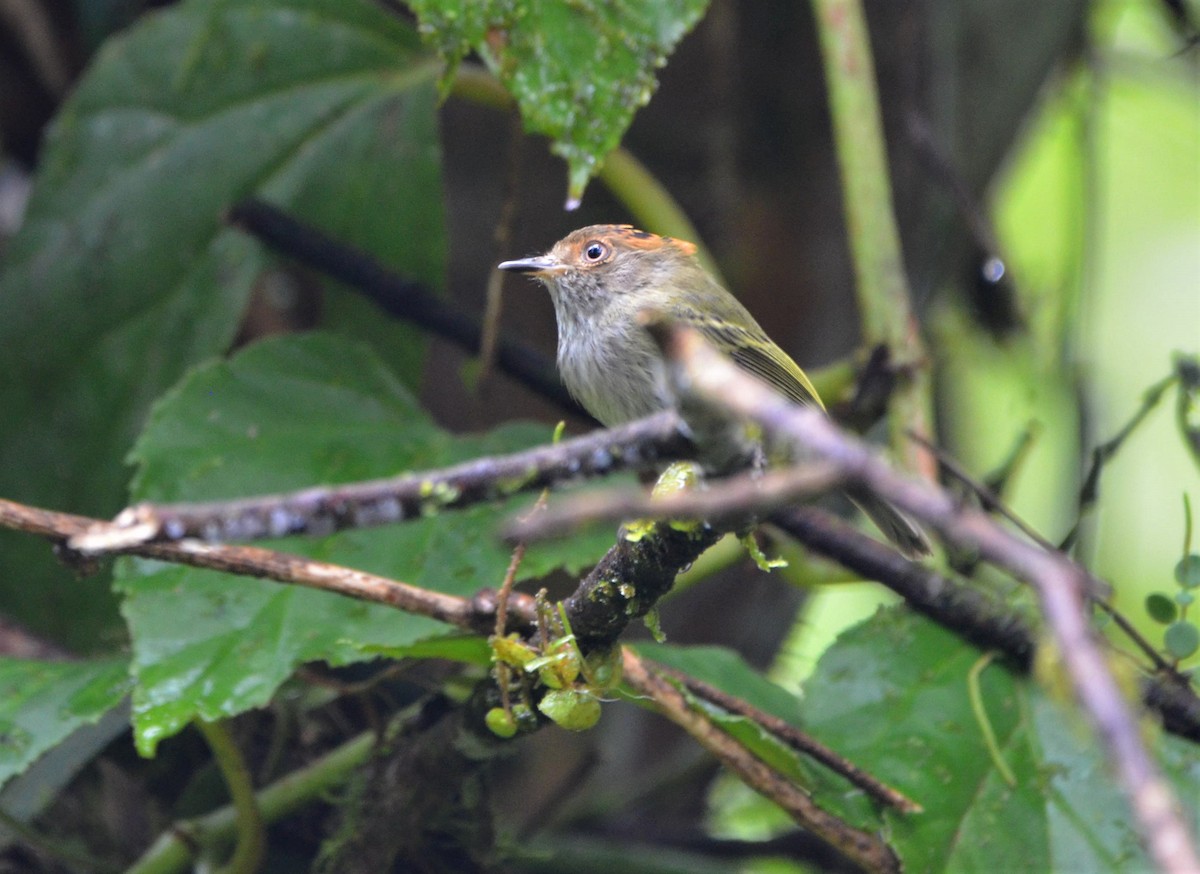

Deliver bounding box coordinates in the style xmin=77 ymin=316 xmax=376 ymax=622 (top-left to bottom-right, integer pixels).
xmin=0 ymin=0 xmax=1196 ymax=870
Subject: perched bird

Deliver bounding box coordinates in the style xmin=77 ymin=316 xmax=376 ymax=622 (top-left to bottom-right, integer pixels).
xmin=499 ymin=224 xmax=929 ymax=557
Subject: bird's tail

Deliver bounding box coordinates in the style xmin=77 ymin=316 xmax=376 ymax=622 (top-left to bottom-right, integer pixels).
xmin=851 ymin=492 xmax=931 ymax=558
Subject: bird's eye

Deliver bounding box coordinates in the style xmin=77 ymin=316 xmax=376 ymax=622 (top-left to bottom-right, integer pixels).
xmin=583 ymin=241 xmax=608 ymax=262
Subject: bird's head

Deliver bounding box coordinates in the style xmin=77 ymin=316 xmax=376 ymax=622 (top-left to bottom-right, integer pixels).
xmin=499 ymin=225 xmax=700 ymax=319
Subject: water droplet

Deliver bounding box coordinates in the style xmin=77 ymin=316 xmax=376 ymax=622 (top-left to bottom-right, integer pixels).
xmin=981 ymin=257 xmax=1005 ymax=283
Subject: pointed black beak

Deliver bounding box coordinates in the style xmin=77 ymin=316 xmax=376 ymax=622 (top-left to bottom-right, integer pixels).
xmin=498 ymin=256 xmax=559 ymax=275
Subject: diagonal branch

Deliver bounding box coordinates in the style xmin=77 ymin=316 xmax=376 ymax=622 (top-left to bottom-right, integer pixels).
xmin=649 ymin=660 xmax=921 ymax=814
xmin=226 ymin=198 xmax=588 ymax=419
xmin=651 ymin=321 xmax=1200 ymax=874
xmin=622 ymin=650 xmax=901 ymax=874
xmin=2 ymin=493 xmax=905 ymax=872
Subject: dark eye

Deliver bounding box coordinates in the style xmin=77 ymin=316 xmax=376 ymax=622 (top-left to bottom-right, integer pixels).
xmin=584 ymin=241 xmax=608 ymax=261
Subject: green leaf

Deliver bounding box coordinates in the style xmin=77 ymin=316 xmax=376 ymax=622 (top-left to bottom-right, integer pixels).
xmin=0 ymin=0 xmax=444 ymax=650
xmin=1164 ymin=621 xmax=1200 ymax=660
xmin=0 ymin=658 xmax=130 ymax=789
xmin=358 ymin=633 xmax=492 ymax=666
xmin=1175 ymin=554 xmax=1200 ymax=589
xmin=410 ymin=0 xmax=710 ymax=203
xmin=116 ymin=333 xmax=612 ymax=754
xmin=1145 ymin=592 xmax=1178 ymax=624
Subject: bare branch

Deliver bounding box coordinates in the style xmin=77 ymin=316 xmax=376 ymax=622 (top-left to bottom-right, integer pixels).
xmin=226 ymin=199 xmax=588 ymax=419
xmin=508 ymin=461 xmax=843 ymax=542
xmin=68 ymin=412 xmax=690 ymax=552
xmin=650 ymin=660 xmax=921 ymax=814
xmin=0 ymin=498 xmax=521 ymax=635
xmin=622 ymin=649 xmax=901 ymax=874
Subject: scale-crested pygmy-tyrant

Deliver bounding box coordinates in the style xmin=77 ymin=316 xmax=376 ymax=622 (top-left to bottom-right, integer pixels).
xmin=499 ymin=224 xmax=929 ymax=557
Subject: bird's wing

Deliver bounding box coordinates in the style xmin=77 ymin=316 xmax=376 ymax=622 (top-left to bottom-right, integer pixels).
xmin=681 ymin=316 xmax=826 ymax=411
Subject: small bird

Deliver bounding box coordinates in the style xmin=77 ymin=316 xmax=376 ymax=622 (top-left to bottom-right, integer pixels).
xmin=499 ymin=224 xmax=929 ymax=557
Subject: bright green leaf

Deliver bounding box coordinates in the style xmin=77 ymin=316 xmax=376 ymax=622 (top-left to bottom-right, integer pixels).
xmin=0 ymin=0 xmax=444 ymax=649
xmin=0 ymin=658 xmax=130 ymax=789
xmin=410 ymin=0 xmax=710 ymax=203
xmin=116 ymin=333 xmax=612 ymax=754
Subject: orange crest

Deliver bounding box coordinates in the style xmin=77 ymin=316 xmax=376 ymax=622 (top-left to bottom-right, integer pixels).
xmin=604 ymin=224 xmax=698 ymax=256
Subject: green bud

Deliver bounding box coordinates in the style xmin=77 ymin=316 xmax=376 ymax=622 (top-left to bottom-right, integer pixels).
xmin=583 ymin=647 xmax=623 ymax=691
xmin=538 ymin=689 xmax=602 ymax=731
xmin=485 ymin=707 xmax=518 ymax=738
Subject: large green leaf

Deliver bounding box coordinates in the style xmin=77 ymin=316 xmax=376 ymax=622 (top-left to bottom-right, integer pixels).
xmin=409 ymin=0 xmax=710 ymax=204
xmin=797 ymin=607 xmax=1199 ymax=872
xmin=0 ymin=657 xmax=130 ymax=789
xmin=116 ymin=333 xmax=612 ymax=754
xmin=0 ymin=0 xmax=444 ymax=650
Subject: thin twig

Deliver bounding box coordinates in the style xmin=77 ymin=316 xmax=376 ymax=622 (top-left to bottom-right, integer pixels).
xmin=480 ymin=112 xmax=525 ymax=380
xmin=910 ymin=429 xmax=1179 ymax=679
xmin=622 ymin=650 xmax=900 ymax=874
xmin=68 ymin=412 xmax=691 ymax=551
xmin=1063 ymin=371 xmax=1178 ymax=551
xmin=650 ymin=661 xmax=921 ymax=813
xmin=508 ymin=461 xmax=844 ymax=542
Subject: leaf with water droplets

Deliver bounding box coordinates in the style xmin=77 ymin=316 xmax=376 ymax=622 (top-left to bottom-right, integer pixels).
xmin=410 ymin=0 xmax=710 ymax=205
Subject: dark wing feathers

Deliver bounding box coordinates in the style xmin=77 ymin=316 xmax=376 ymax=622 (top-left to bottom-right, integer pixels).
xmin=728 ymin=343 xmax=823 ymax=409
xmin=666 ymin=293 xmax=825 ymax=410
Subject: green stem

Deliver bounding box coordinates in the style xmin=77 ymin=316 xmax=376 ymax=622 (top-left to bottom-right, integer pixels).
xmin=810 ymin=0 xmax=932 ymax=463
xmin=126 ymin=731 xmax=374 ymax=874
xmin=450 ymin=66 xmax=713 ymax=268
xmin=193 ymin=719 xmax=265 ymax=874
xmin=966 ymin=652 xmax=1017 ymax=787
xmin=810 ymin=0 xmax=911 ymax=348
xmin=596 ymin=150 xmax=716 ymax=274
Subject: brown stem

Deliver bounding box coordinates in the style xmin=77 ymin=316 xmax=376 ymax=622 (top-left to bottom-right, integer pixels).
xmin=622 ymin=650 xmax=900 ymax=874
xmin=651 ymin=661 xmax=921 ymax=814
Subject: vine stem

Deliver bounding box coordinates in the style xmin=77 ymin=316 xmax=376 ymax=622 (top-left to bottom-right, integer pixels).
xmin=193 ymin=719 xmax=266 ymax=874
xmin=127 ymin=732 xmax=375 ymax=874
xmin=810 ymin=0 xmax=933 ymax=472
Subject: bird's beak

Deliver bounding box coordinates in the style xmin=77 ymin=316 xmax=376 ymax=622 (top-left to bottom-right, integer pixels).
xmin=497 ymin=256 xmax=562 ymax=276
